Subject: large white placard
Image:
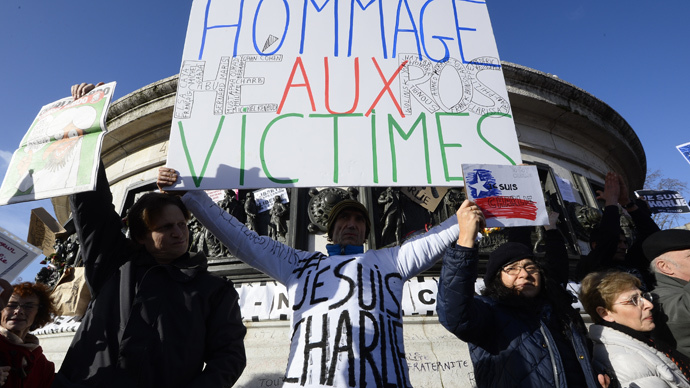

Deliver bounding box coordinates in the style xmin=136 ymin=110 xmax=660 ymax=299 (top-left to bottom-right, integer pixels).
xmin=167 ymin=0 xmax=522 ymax=190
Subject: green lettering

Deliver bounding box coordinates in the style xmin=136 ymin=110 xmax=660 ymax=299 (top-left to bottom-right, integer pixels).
xmin=178 ymin=116 xmax=225 ymax=188
xmin=436 ymin=112 xmax=469 ymax=182
xmin=387 ymin=112 xmax=431 ymax=183
xmin=309 ymin=113 xmax=363 ymax=184
xmin=261 ymin=114 xmax=302 ymax=184
xmin=371 ymin=110 xmax=378 ymax=184
xmin=240 ymin=115 xmax=247 ymax=186
xmin=476 ymin=112 xmax=516 ymax=165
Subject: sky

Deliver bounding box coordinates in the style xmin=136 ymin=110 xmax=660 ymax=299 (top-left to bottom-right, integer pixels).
xmin=1 ymin=0 xmax=689 ymax=282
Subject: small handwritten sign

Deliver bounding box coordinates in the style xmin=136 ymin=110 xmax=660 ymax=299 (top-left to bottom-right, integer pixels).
xmin=0 ymin=227 xmax=43 ymax=281
xmin=253 ymin=188 xmax=289 ymax=213
xmin=462 ymin=164 xmax=548 ymax=227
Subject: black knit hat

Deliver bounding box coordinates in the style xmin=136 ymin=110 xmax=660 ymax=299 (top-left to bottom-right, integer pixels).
xmin=484 ymin=242 xmax=534 ymax=283
xmin=642 ymin=229 xmax=690 ymax=260
xmin=327 ymin=200 xmax=371 ymax=240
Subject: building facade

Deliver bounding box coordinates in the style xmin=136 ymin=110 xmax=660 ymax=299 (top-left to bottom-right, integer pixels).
xmin=38 ymin=62 xmax=646 ymax=387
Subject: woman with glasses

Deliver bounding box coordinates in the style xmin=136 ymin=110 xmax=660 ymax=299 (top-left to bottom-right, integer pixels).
xmin=0 ymin=282 xmax=57 ymax=388
xmin=437 ymin=200 xmax=607 ymax=387
xmin=580 ymin=271 xmax=690 ymax=387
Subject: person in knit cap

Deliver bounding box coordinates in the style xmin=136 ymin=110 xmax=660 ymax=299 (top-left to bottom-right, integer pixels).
xmin=645 ymin=229 xmax=690 ymax=359
xmin=436 ymin=200 xmax=609 ymax=388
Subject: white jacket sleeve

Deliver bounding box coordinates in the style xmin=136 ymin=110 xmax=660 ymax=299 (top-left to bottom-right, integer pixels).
xmin=394 ymin=214 xmax=459 ymax=280
xmin=182 ymin=190 xmax=312 ymax=284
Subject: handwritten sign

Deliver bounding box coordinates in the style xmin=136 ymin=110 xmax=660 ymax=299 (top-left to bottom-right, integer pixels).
xmin=166 ymin=0 xmax=522 ymax=190
xmin=678 ymin=141 xmax=690 ymax=167
xmin=0 ymin=227 xmax=43 ymax=281
xmin=635 ymin=190 xmax=690 ymax=214
xmin=253 ymin=188 xmax=289 ymax=213
xmin=0 ymin=83 xmax=116 ymax=205
xmin=27 ymin=207 xmax=66 ymax=257
xmin=462 ymin=164 xmax=548 ymax=227
xmin=400 ymin=186 xmax=449 ymax=212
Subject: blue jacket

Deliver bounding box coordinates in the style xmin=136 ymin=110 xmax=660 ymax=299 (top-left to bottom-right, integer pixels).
xmin=437 ymin=244 xmax=599 ymax=388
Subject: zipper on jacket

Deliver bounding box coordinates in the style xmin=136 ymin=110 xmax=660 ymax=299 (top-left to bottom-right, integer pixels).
xmin=540 ymin=325 xmax=561 ymax=388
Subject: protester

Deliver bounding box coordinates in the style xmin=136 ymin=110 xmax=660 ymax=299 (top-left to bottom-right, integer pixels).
xmin=436 ymin=200 xmax=608 ymax=387
xmin=576 ymin=171 xmax=659 ymax=290
xmin=54 ymin=80 xmax=247 ymax=388
xmin=157 ymin=168 xmax=460 ymax=387
xmin=0 ymin=282 xmax=57 ymax=388
xmin=580 ymin=270 xmax=690 ymax=387
xmin=644 ymin=229 xmax=690 ymax=359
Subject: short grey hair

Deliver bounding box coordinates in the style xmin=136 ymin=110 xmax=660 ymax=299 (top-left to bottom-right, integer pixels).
xmin=650 ymin=252 xmax=679 ymax=274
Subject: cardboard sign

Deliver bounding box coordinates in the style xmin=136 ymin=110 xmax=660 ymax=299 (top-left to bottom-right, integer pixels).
xmin=400 ymin=186 xmax=449 ymax=212
xmin=635 ymin=190 xmax=690 ymax=214
xmin=462 ymin=164 xmax=548 ymax=227
xmin=0 ymin=82 xmax=116 ymax=205
xmin=0 ymin=227 xmax=43 ymax=281
xmin=166 ymin=0 xmax=522 ymax=190
xmin=27 ymin=207 xmax=66 ymax=257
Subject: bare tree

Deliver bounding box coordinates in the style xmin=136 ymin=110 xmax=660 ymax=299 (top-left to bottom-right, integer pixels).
xmin=643 ymin=169 xmax=690 ymax=229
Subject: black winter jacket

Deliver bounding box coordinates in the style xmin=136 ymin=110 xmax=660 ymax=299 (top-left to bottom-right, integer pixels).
xmin=54 ymin=164 xmax=246 ymax=388
xmin=437 ymin=244 xmax=599 ymax=388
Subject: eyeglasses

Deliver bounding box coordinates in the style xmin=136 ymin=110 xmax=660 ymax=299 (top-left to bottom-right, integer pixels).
xmin=614 ymin=292 xmax=653 ymax=308
xmin=4 ymin=302 xmax=39 ymax=312
xmin=502 ymin=264 xmax=539 ymax=276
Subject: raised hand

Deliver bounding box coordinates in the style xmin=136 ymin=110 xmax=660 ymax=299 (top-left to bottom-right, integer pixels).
xmin=71 ymin=82 xmax=104 ymax=100
xmin=456 ymin=200 xmax=486 ymax=248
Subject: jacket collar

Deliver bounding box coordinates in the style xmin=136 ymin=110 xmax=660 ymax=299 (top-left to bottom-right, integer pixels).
xmin=326 ymin=244 xmax=364 ymax=256
xmin=133 ymin=251 xmax=208 ymax=282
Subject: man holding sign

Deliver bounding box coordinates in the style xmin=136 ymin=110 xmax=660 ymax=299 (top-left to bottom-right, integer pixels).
xmin=158 ymin=168 xmax=459 ymax=388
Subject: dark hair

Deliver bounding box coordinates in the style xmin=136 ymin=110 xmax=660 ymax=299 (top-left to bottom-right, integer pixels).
xmin=481 ymin=260 xmax=545 ymax=309
xmin=482 ymin=260 xmax=586 ymax=336
xmin=127 ymin=193 xmax=190 ymax=242
xmin=11 ymin=282 xmax=57 ymax=330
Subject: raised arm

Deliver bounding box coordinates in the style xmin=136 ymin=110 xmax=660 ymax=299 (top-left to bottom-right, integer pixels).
xmin=436 ymin=201 xmax=496 ymax=342
xmin=70 ymin=161 xmax=131 ymax=296
xmin=394 ymin=209 xmax=460 ymax=279
xmin=158 ymin=168 xmax=312 ymax=283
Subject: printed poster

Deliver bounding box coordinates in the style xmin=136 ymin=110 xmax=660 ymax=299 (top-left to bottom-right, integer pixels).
xmin=166 ymin=0 xmax=522 ymax=190
xmin=462 ymin=164 xmax=548 ymax=227
xmin=0 ymin=82 xmax=116 ymax=205
xmin=635 ymin=190 xmax=690 ymax=214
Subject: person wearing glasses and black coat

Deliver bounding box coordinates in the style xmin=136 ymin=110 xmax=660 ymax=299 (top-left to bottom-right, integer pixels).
xmin=436 ymin=200 xmax=608 ymax=388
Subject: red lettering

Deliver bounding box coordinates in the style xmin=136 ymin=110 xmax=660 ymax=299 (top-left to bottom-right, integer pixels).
xmin=277 ymin=57 xmax=316 ymax=114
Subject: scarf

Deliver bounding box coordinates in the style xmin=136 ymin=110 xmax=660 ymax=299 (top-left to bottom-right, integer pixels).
xmin=603 ymin=321 xmax=690 ymax=382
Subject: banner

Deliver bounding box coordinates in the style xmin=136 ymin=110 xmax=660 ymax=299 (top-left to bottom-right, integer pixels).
xmin=635 ymin=190 xmax=690 ymax=214
xmin=462 ymin=163 xmax=548 ymax=227
xmin=166 ymin=0 xmax=522 ymax=190
xmin=0 ymin=82 xmax=116 ymax=205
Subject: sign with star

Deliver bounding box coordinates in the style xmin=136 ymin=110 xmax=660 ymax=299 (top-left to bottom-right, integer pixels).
xmin=462 ymin=164 xmax=548 ymax=227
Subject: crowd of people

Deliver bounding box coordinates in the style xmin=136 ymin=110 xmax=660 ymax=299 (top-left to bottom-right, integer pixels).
xmin=0 ymin=83 xmax=686 ymax=387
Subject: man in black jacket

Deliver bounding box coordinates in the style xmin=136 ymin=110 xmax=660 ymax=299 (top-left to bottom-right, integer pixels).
xmin=54 ymin=84 xmax=246 ymax=388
